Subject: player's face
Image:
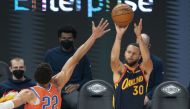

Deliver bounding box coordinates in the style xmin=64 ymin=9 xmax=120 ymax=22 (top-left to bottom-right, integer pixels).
xmin=124 ymin=45 xmax=141 ymax=66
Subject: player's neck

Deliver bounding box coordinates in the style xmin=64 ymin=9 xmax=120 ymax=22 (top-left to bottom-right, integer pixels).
xmin=131 ymin=63 xmax=139 ymax=68
xmin=38 ymin=83 xmax=50 ymax=89
xmin=126 ymin=63 xmax=139 ymax=69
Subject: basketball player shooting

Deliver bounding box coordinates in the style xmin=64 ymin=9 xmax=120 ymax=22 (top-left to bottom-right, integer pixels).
xmin=0 ymin=18 xmax=110 ymax=109
xmin=111 ymin=19 xmax=153 ymax=109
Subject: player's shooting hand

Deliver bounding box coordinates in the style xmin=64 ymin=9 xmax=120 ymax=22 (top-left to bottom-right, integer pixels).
xmin=115 ymin=24 xmax=128 ymax=40
xmin=91 ymin=18 xmax=110 ymax=39
xmin=134 ymin=18 xmax=143 ymax=38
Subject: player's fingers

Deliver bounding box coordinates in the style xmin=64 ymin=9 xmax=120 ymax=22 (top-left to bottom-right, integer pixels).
xmin=92 ymin=21 xmax=95 ymax=29
xmin=139 ymin=18 xmax=142 ymax=27
xmin=101 ymin=19 xmax=108 ymax=28
xmin=98 ymin=18 xmax=104 ymax=27
xmin=134 ymin=23 xmax=137 ymax=28
xmin=102 ymin=21 xmax=109 ymax=30
xmin=103 ymin=29 xmax=111 ymax=34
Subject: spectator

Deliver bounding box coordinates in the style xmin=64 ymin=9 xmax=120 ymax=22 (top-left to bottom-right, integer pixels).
xmin=0 ymin=61 xmax=10 ymax=97
xmin=44 ymin=26 xmax=92 ymax=109
xmin=0 ymin=57 xmax=36 ymax=109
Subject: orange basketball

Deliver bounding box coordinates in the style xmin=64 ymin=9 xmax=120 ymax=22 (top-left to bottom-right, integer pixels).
xmin=112 ymin=4 xmax=134 ymax=27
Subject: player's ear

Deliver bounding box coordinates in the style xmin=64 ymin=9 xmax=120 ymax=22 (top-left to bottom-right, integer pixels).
xmin=138 ymin=55 xmax=142 ymax=60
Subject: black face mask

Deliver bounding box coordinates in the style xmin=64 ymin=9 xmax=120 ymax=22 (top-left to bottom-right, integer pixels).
xmin=61 ymin=40 xmax=74 ymax=50
xmin=12 ymin=70 xmax=24 ymax=79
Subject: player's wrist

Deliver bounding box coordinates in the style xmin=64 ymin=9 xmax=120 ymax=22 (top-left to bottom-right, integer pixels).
xmin=0 ymin=100 xmax=15 ymax=109
xmin=91 ymin=34 xmax=98 ymax=40
xmin=136 ymin=35 xmax=142 ymax=40
xmin=116 ymin=34 xmax=123 ymax=40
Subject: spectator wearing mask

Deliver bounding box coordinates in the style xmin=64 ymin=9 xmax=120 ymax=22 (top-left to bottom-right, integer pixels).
xmin=0 ymin=57 xmax=36 ymax=109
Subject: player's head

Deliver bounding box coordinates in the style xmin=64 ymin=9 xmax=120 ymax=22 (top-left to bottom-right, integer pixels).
xmin=124 ymin=43 xmax=141 ymax=67
xmin=136 ymin=33 xmax=151 ymax=48
xmin=9 ymin=57 xmax=26 ymax=79
xmin=34 ymin=63 xmax=52 ymax=85
xmin=58 ymin=26 xmax=77 ymax=50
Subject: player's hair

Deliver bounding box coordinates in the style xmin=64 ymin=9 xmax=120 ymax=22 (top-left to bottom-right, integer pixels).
xmin=125 ymin=43 xmax=140 ymax=55
xmin=127 ymin=43 xmax=139 ymax=48
xmin=34 ymin=63 xmax=52 ymax=84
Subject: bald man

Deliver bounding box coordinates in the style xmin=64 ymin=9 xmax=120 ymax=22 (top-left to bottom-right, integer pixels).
xmin=137 ymin=33 xmax=164 ymax=106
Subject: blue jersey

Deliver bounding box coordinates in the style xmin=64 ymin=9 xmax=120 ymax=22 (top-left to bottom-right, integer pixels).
xmin=114 ymin=64 xmax=147 ymax=109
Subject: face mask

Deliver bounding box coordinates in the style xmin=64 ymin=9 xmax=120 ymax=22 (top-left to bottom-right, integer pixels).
xmin=12 ymin=70 xmax=24 ymax=79
xmin=61 ymin=40 xmax=74 ymax=50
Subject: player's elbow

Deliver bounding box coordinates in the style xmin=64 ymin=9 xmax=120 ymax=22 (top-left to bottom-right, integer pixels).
xmin=111 ymin=56 xmax=119 ymax=65
xmin=144 ymin=60 xmax=153 ymax=75
xmin=70 ymin=56 xmax=80 ymax=66
xmin=111 ymin=54 xmax=118 ymax=61
xmin=142 ymin=56 xmax=151 ymax=64
xmin=110 ymin=62 xmax=119 ymax=73
xmin=111 ymin=60 xmax=117 ymax=69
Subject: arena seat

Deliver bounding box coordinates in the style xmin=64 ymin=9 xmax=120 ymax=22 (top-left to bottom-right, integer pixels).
xmin=151 ymin=81 xmax=189 ymax=109
xmin=0 ymin=61 xmax=10 ymax=81
xmin=78 ymin=79 xmax=114 ymax=109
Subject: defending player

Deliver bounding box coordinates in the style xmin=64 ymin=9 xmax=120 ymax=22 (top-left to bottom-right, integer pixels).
xmin=0 ymin=18 xmax=110 ymax=109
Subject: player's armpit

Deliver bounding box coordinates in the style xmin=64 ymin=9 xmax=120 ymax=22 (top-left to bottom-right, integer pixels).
xmin=111 ymin=61 xmax=125 ymax=74
xmin=141 ymin=60 xmax=153 ymax=81
xmin=113 ymin=63 xmax=126 ymax=84
xmin=52 ymin=64 xmax=76 ymax=90
xmin=113 ymin=72 xmax=121 ymax=84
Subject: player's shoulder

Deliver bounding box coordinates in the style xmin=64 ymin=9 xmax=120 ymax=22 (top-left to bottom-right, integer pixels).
xmin=49 ymin=82 xmax=61 ymax=93
xmin=19 ymin=89 xmax=33 ymax=96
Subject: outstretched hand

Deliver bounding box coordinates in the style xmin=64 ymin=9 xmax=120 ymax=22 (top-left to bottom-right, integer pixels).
xmin=134 ymin=18 xmax=143 ymax=38
xmin=92 ymin=18 xmax=110 ymax=39
xmin=115 ymin=24 xmax=128 ymax=40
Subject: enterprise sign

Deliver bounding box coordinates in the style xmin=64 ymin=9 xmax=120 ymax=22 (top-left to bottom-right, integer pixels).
xmin=14 ymin=0 xmax=154 ymax=17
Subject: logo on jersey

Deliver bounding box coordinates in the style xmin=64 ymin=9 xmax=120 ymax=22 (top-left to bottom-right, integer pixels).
xmin=121 ymin=75 xmax=144 ymax=90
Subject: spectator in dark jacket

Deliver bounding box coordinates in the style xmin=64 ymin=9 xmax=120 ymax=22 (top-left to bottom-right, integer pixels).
xmin=44 ymin=26 xmax=92 ymax=109
xmin=0 ymin=57 xmax=36 ymax=109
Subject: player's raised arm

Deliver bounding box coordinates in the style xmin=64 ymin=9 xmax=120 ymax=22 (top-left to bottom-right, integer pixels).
xmin=134 ymin=19 xmax=153 ymax=81
xmin=53 ymin=18 xmax=110 ymax=89
xmin=110 ymin=24 xmax=128 ymax=83
xmin=111 ymin=24 xmax=128 ymax=75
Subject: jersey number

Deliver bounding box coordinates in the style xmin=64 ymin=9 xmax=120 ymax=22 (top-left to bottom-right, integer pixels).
xmin=133 ymin=85 xmax=144 ymax=95
xmin=42 ymin=96 xmax=58 ymax=109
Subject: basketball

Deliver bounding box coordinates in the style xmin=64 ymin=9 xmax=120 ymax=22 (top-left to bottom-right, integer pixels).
xmin=112 ymin=4 xmax=134 ymax=27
